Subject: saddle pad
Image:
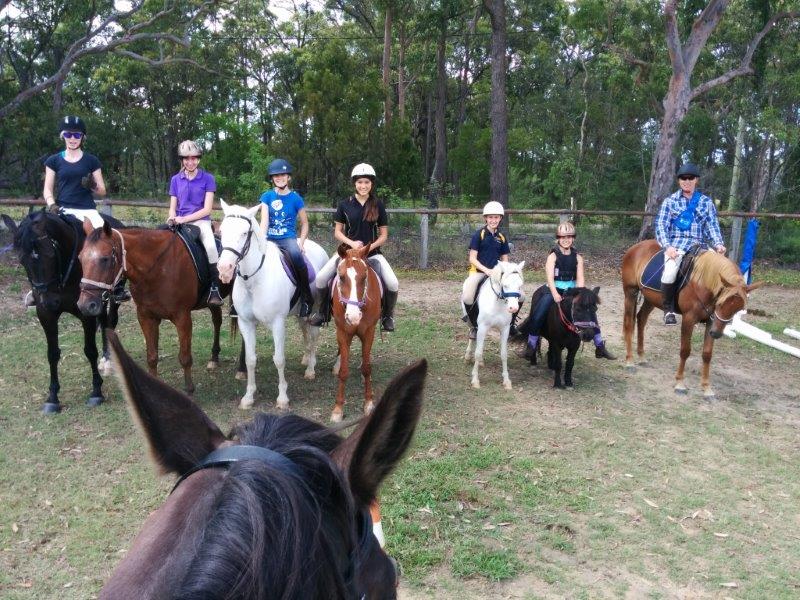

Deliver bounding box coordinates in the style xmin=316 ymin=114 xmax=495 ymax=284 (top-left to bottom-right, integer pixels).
xmin=278 ymin=251 xmax=317 ymax=287
xmin=640 ymin=247 xmax=702 ymax=295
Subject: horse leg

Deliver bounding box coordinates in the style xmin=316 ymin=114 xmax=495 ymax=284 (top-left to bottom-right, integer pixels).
xmin=332 ymin=336 xmax=351 ymax=422
xmin=622 ymin=287 xmax=638 ymax=370
xmin=237 ymin=317 xmax=258 ymax=409
xmin=236 ymin=338 xmax=247 ymax=380
xmin=552 ymin=346 xmax=565 ymax=389
xmin=81 ymin=315 xmax=104 ymax=407
xmin=636 ymin=301 xmax=655 ymax=366
xmin=40 ymin=311 xmax=62 ymax=413
xmin=138 ymin=312 xmax=161 ymax=378
xmin=361 ymin=329 xmax=376 ymax=415
xmin=99 ymin=300 xmax=119 ymax=376
xmin=332 ymin=349 xmax=342 ymax=376
xmin=564 ymin=344 xmax=577 ymax=388
xmin=500 ymin=325 xmax=512 ymax=390
xmin=464 ymin=337 xmax=474 ymax=362
xmin=206 ymin=305 xmax=222 ymax=370
xmin=674 ymin=318 xmax=694 ymax=394
xmin=174 ymin=311 xmax=194 ymax=394
xmin=301 ymin=322 xmax=320 ymax=380
xmin=470 ymin=323 xmax=487 ymax=388
xmin=271 ymin=318 xmax=290 ymax=410
xmin=700 ymin=322 xmax=716 ymax=399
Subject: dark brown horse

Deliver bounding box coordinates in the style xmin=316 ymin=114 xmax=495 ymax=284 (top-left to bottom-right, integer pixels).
xmin=77 ymin=220 xmax=228 ymax=393
xmin=100 ymin=330 xmax=426 ymax=600
xmin=621 ymin=239 xmax=762 ymax=397
xmin=331 ymin=244 xmax=383 ymax=422
xmin=2 ymin=211 xmax=119 ymax=413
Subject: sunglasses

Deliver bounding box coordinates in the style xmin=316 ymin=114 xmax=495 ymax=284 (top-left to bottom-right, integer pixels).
xmin=63 ymin=131 xmax=84 ymax=139
xmin=182 ymin=155 xmax=201 ymax=160
xmin=678 ymin=175 xmax=697 ymax=181
xmin=557 ymin=234 xmax=576 ymax=239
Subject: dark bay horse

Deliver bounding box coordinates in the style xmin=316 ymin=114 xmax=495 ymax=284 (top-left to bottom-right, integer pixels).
xmin=331 ymin=243 xmax=382 ymax=422
xmin=518 ymin=286 xmax=600 ymax=388
xmin=622 ymin=239 xmax=762 ymax=397
xmin=78 ymin=220 xmax=228 ymax=393
xmin=100 ymin=329 xmax=426 ymax=600
xmin=2 ymin=211 xmax=119 ymax=413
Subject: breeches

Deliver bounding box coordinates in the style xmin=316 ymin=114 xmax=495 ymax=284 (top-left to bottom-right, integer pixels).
xmin=315 ymin=253 xmax=399 ymax=292
xmin=61 ymin=207 xmax=104 ymax=228
xmin=461 ymin=273 xmax=487 ymax=305
xmin=661 ymin=251 xmax=685 ymax=284
xmin=195 ymin=220 xmax=219 ymax=263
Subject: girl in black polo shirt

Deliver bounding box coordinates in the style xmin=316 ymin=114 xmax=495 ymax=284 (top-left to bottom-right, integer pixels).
xmin=309 ymin=163 xmax=399 ymax=331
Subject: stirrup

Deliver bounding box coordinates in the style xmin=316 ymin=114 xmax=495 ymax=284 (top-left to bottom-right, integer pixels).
xmin=468 ymin=327 xmax=477 ymax=340
xmin=113 ymin=289 xmax=132 ymax=303
xmin=663 ymin=312 xmax=678 ymax=325
xmin=24 ymin=290 xmax=36 ymax=308
xmin=299 ymin=301 xmax=312 ymax=318
xmin=207 ymin=287 xmax=223 ymax=306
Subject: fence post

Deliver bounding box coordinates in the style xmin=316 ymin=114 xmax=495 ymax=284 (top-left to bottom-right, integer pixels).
xmin=419 ymin=213 xmax=429 ymax=269
xmin=729 ymin=216 xmax=742 ymax=265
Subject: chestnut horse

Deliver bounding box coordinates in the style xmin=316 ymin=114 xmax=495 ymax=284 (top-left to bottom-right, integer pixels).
xmin=100 ymin=330 xmax=426 ymax=600
xmin=2 ymin=211 xmax=119 ymax=413
xmin=621 ymin=239 xmax=762 ymax=397
xmin=330 ymin=244 xmax=383 ymax=422
xmin=78 ymin=220 xmax=229 ymax=393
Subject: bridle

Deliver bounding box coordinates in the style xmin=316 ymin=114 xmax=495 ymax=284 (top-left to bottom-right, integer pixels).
xmin=489 ymin=268 xmax=522 ymax=303
xmin=337 ymin=257 xmax=370 ymax=309
xmin=171 ymin=443 xmax=383 ymax=599
xmin=23 ymin=214 xmax=80 ymax=295
xmin=220 ymin=214 xmax=265 ymax=281
xmin=80 ymin=228 xmax=127 ymax=300
xmin=558 ymin=291 xmax=598 ymax=335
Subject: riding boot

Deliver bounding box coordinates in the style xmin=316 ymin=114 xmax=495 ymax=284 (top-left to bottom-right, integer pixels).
xmin=298 ymin=280 xmax=314 ymax=318
xmin=308 ymin=286 xmax=332 ymax=326
xmin=661 ymin=283 xmax=678 ymax=325
xmin=464 ymin=302 xmax=479 ymax=338
xmin=113 ymin=278 xmax=132 ymax=303
xmin=593 ymin=333 xmax=617 ymax=360
xmin=207 ymin=265 xmax=224 ymax=307
xmin=381 ymin=290 xmax=398 ymax=332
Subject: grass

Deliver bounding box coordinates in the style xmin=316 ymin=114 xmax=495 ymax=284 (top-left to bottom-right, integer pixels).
xmin=1 ymin=255 xmax=800 ymax=597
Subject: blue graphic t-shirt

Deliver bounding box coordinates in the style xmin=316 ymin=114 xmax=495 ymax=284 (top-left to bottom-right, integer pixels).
xmin=259 ymin=189 xmax=305 ymax=240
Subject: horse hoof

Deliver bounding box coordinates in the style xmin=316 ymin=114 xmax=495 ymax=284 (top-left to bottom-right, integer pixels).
xmin=638 ymin=360 xmax=650 ymax=367
xmin=471 ymin=381 xmax=480 ymax=389
xmin=624 ymin=363 xmax=636 ymax=373
xmin=330 ymin=410 xmax=343 ymax=423
xmin=300 ymin=355 xmax=309 ymax=367
xmin=304 ymin=370 xmax=315 ymax=380
xmin=235 ymin=370 xmax=247 ymax=381
xmin=565 ymin=382 xmax=574 ymax=389
xmin=206 ymin=361 xmax=218 ymax=371
xmin=503 ymin=381 xmax=512 ymax=391
xmin=703 ymin=390 xmax=716 ymax=400
xmin=364 ymin=402 xmax=375 ymax=415
xmin=41 ymin=402 xmax=62 ymax=414
xmin=276 ymin=399 xmax=290 ymax=411
xmin=86 ymin=396 xmax=104 ymax=408
xmin=239 ymin=398 xmax=254 ymax=410
xmin=674 ymin=387 xmax=688 ymax=395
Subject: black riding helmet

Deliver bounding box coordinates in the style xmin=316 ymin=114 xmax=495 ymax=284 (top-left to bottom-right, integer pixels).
xmin=59 ymin=115 xmax=86 ymax=134
xmin=676 ymin=163 xmax=700 ymax=178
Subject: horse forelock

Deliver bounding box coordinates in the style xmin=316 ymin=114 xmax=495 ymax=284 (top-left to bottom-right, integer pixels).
xmin=691 ymin=252 xmax=744 ymax=298
xmin=175 ymin=413 xmax=358 ymax=599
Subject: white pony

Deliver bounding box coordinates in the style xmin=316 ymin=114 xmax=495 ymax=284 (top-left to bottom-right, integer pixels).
xmin=464 ymin=261 xmax=525 ymax=390
xmin=217 ymin=201 xmax=329 ymax=410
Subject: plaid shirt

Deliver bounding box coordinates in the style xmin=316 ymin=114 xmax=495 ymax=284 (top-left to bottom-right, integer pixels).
xmin=655 ymin=189 xmax=723 ymax=251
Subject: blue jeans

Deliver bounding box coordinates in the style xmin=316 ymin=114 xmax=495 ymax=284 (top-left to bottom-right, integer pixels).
xmin=527 ymin=289 xmax=555 ymax=336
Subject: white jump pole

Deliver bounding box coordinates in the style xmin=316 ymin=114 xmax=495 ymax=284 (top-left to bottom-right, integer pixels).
xmin=727 ymin=313 xmax=800 ymax=359
xmin=783 ymin=328 xmax=800 ymax=341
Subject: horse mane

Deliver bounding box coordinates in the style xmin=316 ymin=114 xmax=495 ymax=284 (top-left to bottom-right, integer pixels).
xmin=176 ymin=413 xmax=358 ymax=600
xmin=690 ymin=251 xmax=744 ymax=300
xmin=15 ymin=211 xmax=78 ymax=253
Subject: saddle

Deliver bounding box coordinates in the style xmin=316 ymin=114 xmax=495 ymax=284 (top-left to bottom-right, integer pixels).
xmin=276 ymin=246 xmax=318 ymax=311
xmin=640 ymin=244 xmax=705 ymax=302
xmin=158 ymin=224 xmax=218 ymax=305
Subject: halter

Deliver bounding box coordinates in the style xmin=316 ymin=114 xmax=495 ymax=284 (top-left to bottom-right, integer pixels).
xmin=171 ymin=443 xmax=377 ymax=599
xmin=337 ymin=257 xmax=370 ymax=308
xmin=558 ymin=293 xmax=598 ymax=335
xmin=220 ymin=214 xmax=265 ymax=281
xmin=489 ymin=269 xmax=522 ymax=302
xmin=80 ymin=228 xmax=127 ymax=295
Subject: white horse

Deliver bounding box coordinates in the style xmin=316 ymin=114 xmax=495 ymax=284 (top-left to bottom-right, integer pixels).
xmin=464 ymin=261 xmax=525 ymax=390
xmin=217 ymin=201 xmax=329 ymax=410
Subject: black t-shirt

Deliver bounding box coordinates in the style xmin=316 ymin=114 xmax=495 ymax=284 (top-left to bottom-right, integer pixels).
xmin=334 ymin=196 xmax=388 ymax=256
xmin=550 ymin=246 xmax=579 ymax=282
xmin=44 ymin=152 xmax=101 ymax=209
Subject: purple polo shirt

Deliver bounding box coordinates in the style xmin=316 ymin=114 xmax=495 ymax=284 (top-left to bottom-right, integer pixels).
xmin=168 ymin=168 xmax=217 ymax=221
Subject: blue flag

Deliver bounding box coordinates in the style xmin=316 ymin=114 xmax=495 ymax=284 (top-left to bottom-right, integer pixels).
xmin=739 ymin=218 xmax=759 ymax=285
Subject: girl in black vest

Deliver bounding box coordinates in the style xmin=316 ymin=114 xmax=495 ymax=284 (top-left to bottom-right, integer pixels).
xmin=525 ymin=221 xmax=615 ymax=359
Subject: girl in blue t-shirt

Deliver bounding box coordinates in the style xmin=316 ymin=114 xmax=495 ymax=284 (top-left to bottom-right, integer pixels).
xmin=258 ymin=158 xmax=313 ymax=318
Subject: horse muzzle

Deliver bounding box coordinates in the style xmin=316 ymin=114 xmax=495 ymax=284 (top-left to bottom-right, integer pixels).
xmin=709 ymin=328 xmax=723 ymax=340
xmin=77 ymin=292 xmax=103 ymax=317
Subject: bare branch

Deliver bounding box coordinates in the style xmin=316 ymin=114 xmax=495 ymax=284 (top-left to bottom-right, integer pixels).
xmin=602 ymin=43 xmax=650 ymax=69
xmin=691 ymin=10 xmax=799 ymax=100
xmin=682 ymin=0 xmax=731 ymax=70
xmin=663 ymin=0 xmax=684 ymax=75
xmin=112 ymin=49 xmax=219 ymax=75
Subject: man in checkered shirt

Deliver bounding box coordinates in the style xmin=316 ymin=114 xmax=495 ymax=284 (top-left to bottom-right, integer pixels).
xmin=655 ymin=163 xmax=726 ymax=325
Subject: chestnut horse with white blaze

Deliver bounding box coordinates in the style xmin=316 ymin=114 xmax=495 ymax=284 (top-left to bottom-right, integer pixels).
xmin=330 ymin=244 xmax=383 ymax=422
xmin=621 ymin=239 xmax=762 ymax=397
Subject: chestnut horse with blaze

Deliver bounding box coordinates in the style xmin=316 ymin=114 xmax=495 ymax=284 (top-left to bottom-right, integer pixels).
xmin=78 ymin=220 xmax=228 ymax=393
xmin=621 ymin=239 xmax=762 ymax=397
xmin=330 ymin=243 xmax=383 ymax=423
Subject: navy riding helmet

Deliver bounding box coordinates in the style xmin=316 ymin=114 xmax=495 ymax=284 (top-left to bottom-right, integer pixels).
xmin=59 ymin=115 xmax=86 ymax=134
xmin=268 ymin=158 xmax=292 ymax=177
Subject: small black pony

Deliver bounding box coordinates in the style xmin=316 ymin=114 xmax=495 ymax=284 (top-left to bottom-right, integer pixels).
xmin=2 ymin=210 xmax=120 ymax=413
xmin=100 ymin=329 xmax=427 ymax=599
xmin=517 ymin=286 xmax=600 ymax=388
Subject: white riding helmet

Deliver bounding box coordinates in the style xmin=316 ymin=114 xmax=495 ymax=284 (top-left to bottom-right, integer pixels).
xmin=351 ymin=163 xmax=376 ymax=181
xmin=482 ymin=201 xmax=505 ymax=216
xmin=178 ymin=140 xmax=203 ymax=157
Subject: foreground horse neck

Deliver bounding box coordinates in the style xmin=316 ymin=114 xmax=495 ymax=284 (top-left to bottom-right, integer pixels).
xmin=114 ymin=229 xmax=178 ymax=286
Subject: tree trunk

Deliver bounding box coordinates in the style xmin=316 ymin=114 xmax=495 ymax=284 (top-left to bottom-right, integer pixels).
xmin=382 ymin=5 xmax=393 ymax=126
xmin=484 ymin=0 xmax=509 ymax=233
xmin=397 ymin=21 xmax=406 ymax=121
xmin=426 ymin=24 xmax=447 ymax=219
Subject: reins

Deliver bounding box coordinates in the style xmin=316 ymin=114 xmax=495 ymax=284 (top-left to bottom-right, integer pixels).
xmin=220 ymin=214 xmax=265 ymax=281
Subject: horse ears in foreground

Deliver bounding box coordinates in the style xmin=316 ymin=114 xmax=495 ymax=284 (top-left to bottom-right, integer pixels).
xmin=220 ymin=198 xmax=230 ymax=213
xmin=82 ymin=217 xmax=94 ymax=235
xmin=247 ymin=204 xmax=260 ymax=219
xmin=107 ymin=328 xmax=427 ymax=501
xmin=1 ymin=214 xmax=17 ymax=234
xmin=517 ymin=261 xmax=525 ymax=271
